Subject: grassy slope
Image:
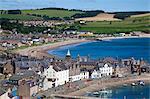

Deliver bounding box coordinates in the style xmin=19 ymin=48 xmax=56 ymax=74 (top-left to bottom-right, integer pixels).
xmin=0 ymin=14 xmax=42 ymax=20
xmin=22 ymin=9 xmax=82 ymax=18
xmin=0 ymin=9 xmax=82 ymax=20
xmin=80 ymin=15 xmax=150 ymax=33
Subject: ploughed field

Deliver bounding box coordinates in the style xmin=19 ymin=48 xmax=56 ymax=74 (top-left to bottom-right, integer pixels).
xmin=76 ymin=13 xmax=120 ymax=21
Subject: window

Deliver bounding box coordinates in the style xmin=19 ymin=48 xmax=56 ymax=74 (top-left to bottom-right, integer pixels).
xmin=76 ymin=64 xmax=78 ymax=68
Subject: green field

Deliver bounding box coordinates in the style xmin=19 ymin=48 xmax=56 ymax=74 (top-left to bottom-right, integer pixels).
xmin=22 ymin=9 xmax=82 ymax=18
xmin=0 ymin=9 xmax=82 ymax=20
xmin=79 ymin=15 xmax=150 ymax=33
xmin=0 ymin=14 xmax=42 ymax=20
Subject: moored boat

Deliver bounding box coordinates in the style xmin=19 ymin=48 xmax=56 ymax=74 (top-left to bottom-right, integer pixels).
xmin=131 ymin=82 xmax=137 ymax=86
xmin=138 ymin=80 xmax=145 ymax=86
xmin=92 ymin=91 xmax=100 ymax=97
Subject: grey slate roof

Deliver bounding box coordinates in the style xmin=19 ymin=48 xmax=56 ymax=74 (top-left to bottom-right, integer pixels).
xmin=9 ymin=70 xmax=37 ymax=81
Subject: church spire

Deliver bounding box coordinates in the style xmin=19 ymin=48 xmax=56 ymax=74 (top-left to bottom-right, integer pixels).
xmin=65 ymin=49 xmax=71 ymax=61
xmin=66 ymin=49 xmax=71 ymax=56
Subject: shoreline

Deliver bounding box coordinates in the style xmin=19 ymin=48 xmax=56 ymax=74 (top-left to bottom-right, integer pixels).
xmin=97 ymin=35 xmax=150 ymax=40
xmin=66 ymin=74 xmax=150 ymax=97
xmin=14 ymin=36 xmax=150 ymax=58
xmin=44 ymin=74 xmax=150 ymax=99
xmin=14 ymin=39 xmax=91 ymax=58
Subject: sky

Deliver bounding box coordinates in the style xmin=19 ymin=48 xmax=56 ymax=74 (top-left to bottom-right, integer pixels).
xmin=0 ymin=0 xmax=149 ymax=12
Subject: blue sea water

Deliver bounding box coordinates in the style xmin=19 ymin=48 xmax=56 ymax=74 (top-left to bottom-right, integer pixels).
xmin=85 ymin=84 xmax=150 ymax=99
xmin=48 ymin=38 xmax=150 ymax=62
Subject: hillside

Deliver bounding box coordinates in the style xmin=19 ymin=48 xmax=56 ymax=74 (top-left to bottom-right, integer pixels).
xmin=76 ymin=13 xmax=120 ymax=21
xmin=79 ymin=15 xmax=150 ymax=33
xmin=0 ymin=9 xmax=83 ymax=20
xmin=0 ymin=14 xmax=42 ymax=20
xmin=0 ymin=8 xmax=149 ymax=21
xmin=130 ymin=13 xmax=150 ymax=18
xmin=22 ymin=9 xmax=82 ymax=18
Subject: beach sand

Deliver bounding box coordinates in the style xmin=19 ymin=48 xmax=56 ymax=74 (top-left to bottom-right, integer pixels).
xmin=14 ymin=35 xmax=150 ymax=59
xmin=14 ymin=38 xmax=90 ymax=58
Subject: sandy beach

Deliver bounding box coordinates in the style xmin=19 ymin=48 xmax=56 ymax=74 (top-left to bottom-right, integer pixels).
xmin=14 ymin=34 xmax=150 ymax=58
xmin=14 ymin=38 xmax=90 ymax=58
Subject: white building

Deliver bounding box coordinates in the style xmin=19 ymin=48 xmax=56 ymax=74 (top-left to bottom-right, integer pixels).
xmin=91 ymin=63 xmax=113 ymax=79
xmin=41 ymin=65 xmax=69 ymax=90
xmin=99 ymin=64 xmax=113 ymax=77
xmin=91 ymin=70 xmax=100 ymax=79
xmin=70 ymin=71 xmax=89 ymax=82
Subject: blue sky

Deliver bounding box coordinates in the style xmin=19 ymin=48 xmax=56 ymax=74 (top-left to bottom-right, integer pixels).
xmin=0 ymin=0 xmax=149 ymax=11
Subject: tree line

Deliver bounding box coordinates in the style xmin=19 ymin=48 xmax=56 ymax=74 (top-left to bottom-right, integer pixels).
xmin=1 ymin=10 xmax=21 ymax=14
xmin=111 ymin=11 xmax=150 ymax=19
xmin=0 ymin=19 xmax=48 ymax=34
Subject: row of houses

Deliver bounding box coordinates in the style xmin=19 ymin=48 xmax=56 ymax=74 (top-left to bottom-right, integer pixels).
xmin=0 ymin=50 xmax=149 ymax=98
xmin=19 ymin=20 xmax=74 ymax=27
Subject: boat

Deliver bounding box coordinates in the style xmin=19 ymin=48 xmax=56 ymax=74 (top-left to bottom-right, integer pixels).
xmin=92 ymin=91 xmax=100 ymax=97
xmin=96 ymin=39 xmax=102 ymax=41
xmin=138 ymin=81 xmax=145 ymax=86
xmin=93 ymin=91 xmax=99 ymax=95
xmin=131 ymin=83 xmax=137 ymax=86
xmin=99 ymin=90 xmax=112 ymax=94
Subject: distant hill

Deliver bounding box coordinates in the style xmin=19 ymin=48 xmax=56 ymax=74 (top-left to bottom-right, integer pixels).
xmin=0 ymin=8 xmax=149 ymax=21
xmin=0 ymin=8 xmax=83 ymax=20
xmin=111 ymin=11 xmax=150 ymax=19
xmin=76 ymin=13 xmax=120 ymax=21
xmin=22 ymin=9 xmax=82 ymax=18
xmin=130 ymin=13 xmax=150 ymax=18
xmin=79 ymin=14 xmax=150 ymax=33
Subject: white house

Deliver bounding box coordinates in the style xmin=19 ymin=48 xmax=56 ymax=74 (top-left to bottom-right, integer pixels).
xmin=42 ymin=66 xmax=54 ymax=90
xmin=91 ymin=70 xmax=100 ymax=79
xmin=99 ymin=64 xmax=113 ymax=77
xmin=70 ymin=71 xmax=89 ymax=82
xmin=91 ymin=63 xmax=113 ymax=79
xmin=42 ymin=65 xmax=69 ymax=90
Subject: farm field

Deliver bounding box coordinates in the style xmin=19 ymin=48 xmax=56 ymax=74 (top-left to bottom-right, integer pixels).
xmin=79 ymin=15 xmax=150 ymax=33
xmin=0 ymin=14 xmax=42 ymax=20
xmin=76 ymin=13 xmax=120 ymax=21
xmin=22 ymin=9 xmax=82 ymax=18
xmin=0 ymin=9 xmax=82 ymax=20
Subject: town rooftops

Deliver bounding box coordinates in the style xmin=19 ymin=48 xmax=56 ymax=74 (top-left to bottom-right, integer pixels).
xmin=79 ymin=61 xmax=97 ymax=66
xmin=53 ymin=63 xmax=68 ymax=72
xmin=0 ymin=88 xmax=6 ymax=96
xmin=103 ymin=57 xmax=118 ymax=63
xmin=9 ymin=70 xmax=37 ymax=81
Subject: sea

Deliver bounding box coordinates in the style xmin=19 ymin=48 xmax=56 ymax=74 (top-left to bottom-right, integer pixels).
xmin=85 ymin=84 xmax=150 ymax=99
xmin=48 ymin=37 xmax=150 ymax=63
